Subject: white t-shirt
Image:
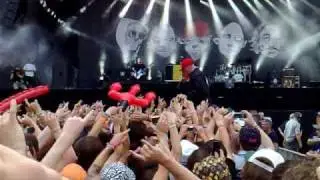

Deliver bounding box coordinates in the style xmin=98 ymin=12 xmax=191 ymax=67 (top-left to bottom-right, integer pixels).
xmin=23 ymin=64 xmax=36 ymax=77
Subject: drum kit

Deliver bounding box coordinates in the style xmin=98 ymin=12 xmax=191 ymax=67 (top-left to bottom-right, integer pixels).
xmin=214 ymin=64 xmax=252 ymax=83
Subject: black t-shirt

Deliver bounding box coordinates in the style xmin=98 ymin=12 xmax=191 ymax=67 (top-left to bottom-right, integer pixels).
xmin=268 ymin=129 xmax=279 ymax=143
xmin=188 ymin=68 xmax=210 ymax=104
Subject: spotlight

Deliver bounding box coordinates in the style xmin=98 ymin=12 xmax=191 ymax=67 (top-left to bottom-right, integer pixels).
xmin=146 ymin=0 xmax=156 ymax=15
xmin=102 ymin=0 xmax=120 ymax=18
xmin=99 ymin=50 xmax=106 ymax=76
xmin=170 ymin=53 xmax=177 ymax=64
xmin=243 ymin=0 xmax=263 ymax=21
xmin=265 ymin=0 xmax=306 ymax=35
xmin=185 ymin=0 xmax=194 ymax=36
xmin=300 ymin=0 xmax=320 ymax=15
xmin=141 ymin=0 xmax=156 ymax=25
xmin=199 ymin=49 xmax=209 ymax=71
xmin=160 ymin=0 xmax=170 ymax=26
xmin=286 ymin=32 xmax=320 ymax=67
xmin=253 ymin=0 xmax=264 ymax=11
xmin=119 ymin=0 xmax=134 ymax=18
xmin=228 ymin=0 xmax=253 ymax=33
xmin=255 ymin=54 xmax=267 ymax=71
xmin=208 ymin=0 xmax=223 ymax=34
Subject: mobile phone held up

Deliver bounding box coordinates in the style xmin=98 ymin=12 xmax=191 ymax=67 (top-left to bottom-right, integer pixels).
xmin=233 ymin=112 xmax=245 ymax=127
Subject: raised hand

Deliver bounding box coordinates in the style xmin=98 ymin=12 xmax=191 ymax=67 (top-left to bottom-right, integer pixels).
xmin=170 ymin=98 xmax=182 ymax=115
xmin=62 ymin=116 xmax=88 ymax=139
xmin=105 ymin=106 xmax=120 ymax=116
xmin=157 ymin=97 xmax=167 ymax=110
xmin=130 ymin=111 xmax=149 ymax=122
xmin=18 ymin=114 xmax=35 ymax=126
xmin=184 ymin=100 xmax=195 ymax=112
xmin=179 ymin=124 xmax=189 ymax=137
xmin=242 ymin=110 xmax=258 ymax=127
xmin=92 ymin=100 xmax=105 ymax=112
xmin=156 ymin=114 xmax=169 ymax=134
xmin=44 ymin=112 xmax=60 ymax=131
xmin=195 ymin=125 xmax=208 ymax=141
xmin=55 ymin=102 xmax=70 ymax=121
xmin=70 ymin=100 xmax=82 ymax=116
xmin=130 ymin=139 xmax=173 ymax=164
xmin=109 ymin=129 xmax=130 ymax=149
xmin=163 ymin=111 xmax=177 ymax=127
xmin=0 ymin=99 xmax=26 ymax=155
xmin=82 ymin=109 xmax=98 ymax=127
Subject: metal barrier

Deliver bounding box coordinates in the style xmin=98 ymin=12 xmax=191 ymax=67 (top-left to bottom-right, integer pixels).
xmin=277 ymin=147 xmax=307 ymax=161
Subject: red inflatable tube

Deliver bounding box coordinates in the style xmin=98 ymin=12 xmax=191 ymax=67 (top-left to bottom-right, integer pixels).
xmin=108 ymin=82 xmax=156 ymax=107
xmin=0 ymin=85 xmax=49 ymax=113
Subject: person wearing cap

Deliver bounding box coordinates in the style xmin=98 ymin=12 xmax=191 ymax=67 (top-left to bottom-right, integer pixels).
xmin=260 ymin=117 xmax=279 ymax=148
xmin=180 ymin=58 xmax=210 ymax=105
xmin=242 ymin=149 xmax=285 ymax=180
xmin=283 ymin=113 xmax=302 ymax=151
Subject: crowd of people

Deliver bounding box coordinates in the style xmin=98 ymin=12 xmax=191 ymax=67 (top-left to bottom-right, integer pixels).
xmin=1 ymin=94 xmax=320 ymax=180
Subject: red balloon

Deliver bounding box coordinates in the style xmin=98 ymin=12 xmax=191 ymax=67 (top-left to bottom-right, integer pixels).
xmin=128 ymin=84 xmax=140 ymax=96
xmin=0 ymin=85 xmax=49 ymax=113
xmin=107 ymin=82 xmax=156 ymax=108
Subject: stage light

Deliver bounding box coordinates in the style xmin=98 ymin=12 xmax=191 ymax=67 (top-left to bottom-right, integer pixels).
xmin=300 ymin=0 xmax=320 ymax=15
xmin=122 ymin=50 xmax=130 ymax=66
xmin=160 ymin=0 xmax=170 ymax=26
xmin=228 ymin=0 xmax=253 ymax=33
xmin=253 ymin=0 xmax=264 ymax=11
xmin=102 ymin=0 xmax=120 ymax=18
xmin=243 ymin=0 xmax=263 ymax=21
xmin=286 ymin=0 xmax=294 ymax=12
xmin=199 ymin=49 xmax=209 ymax=71
xmin=146 ymin=0 xmax=156 ymax=15
xmin=286 ymin=32 xmax=320 ymax=67
xmin=207 ymin=0 xmax=223 ymax=34
xmin=141 ymin=0 xmax=156 ymax=25
xmin=185 ymin=0 xmax=194 ymax=36
xmin=255 ymin=54 xmax=267 ymax=71
xmin=227 ymin=43 xmax=243 ymax=67
xmin=200 ymin=0 xmax=233 ymax=18
xmin=170 ymin=53 xmax=177 ymax=64
xmin=265 ymin=0 xmax=306 ymax=35
xmin=119 ymin=0 xmax=134 ymax=18
xmin=79 ymin=0 xmax=96 ymax=14
xmin=99 ymin=50 xmax=106 ymax=76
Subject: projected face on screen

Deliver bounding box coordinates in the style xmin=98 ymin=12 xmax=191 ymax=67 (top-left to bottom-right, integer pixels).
xmin=184 ymin=36 xmax=211 ymax=61
xmin=250 ymin=24 xmax=284 ymax=58
xmin=116 ymin=18 xmax=148 ymax=52
xmin=148 ymin=25 xmax=176 ymax=58
xmin=214 ymin=22 xmax=246 ymax=59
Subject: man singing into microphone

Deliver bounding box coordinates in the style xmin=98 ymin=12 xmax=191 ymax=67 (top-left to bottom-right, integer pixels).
xmin=180 ymin=58 xmax=210 ymax=104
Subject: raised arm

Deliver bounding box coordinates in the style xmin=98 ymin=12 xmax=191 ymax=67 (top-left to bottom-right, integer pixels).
xmin=131 ymin=140 xmax=200 ymax=180
xmin=0 ymin=100 xmax=26 ymax=155
xmin=214 ymin=109 xmax=233 ymax=158
xmin=41 ymin=112 xmax=92 ymax=169
xmin=243 ymin=110 xmax=275 ymax=150
xmin=87 ymin=129 xmax=130 ymax=179
xmin=165 ymin=111 xmax=182 ymax=160
xmin=0 ymin=144 xmax=63 ymax=180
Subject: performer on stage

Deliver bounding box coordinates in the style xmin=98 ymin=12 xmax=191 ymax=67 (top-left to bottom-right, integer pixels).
xmin=131 ymin=58 xmax=148 ymax=80
xmin=180 ymin=58 xmax=210 ymax=104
